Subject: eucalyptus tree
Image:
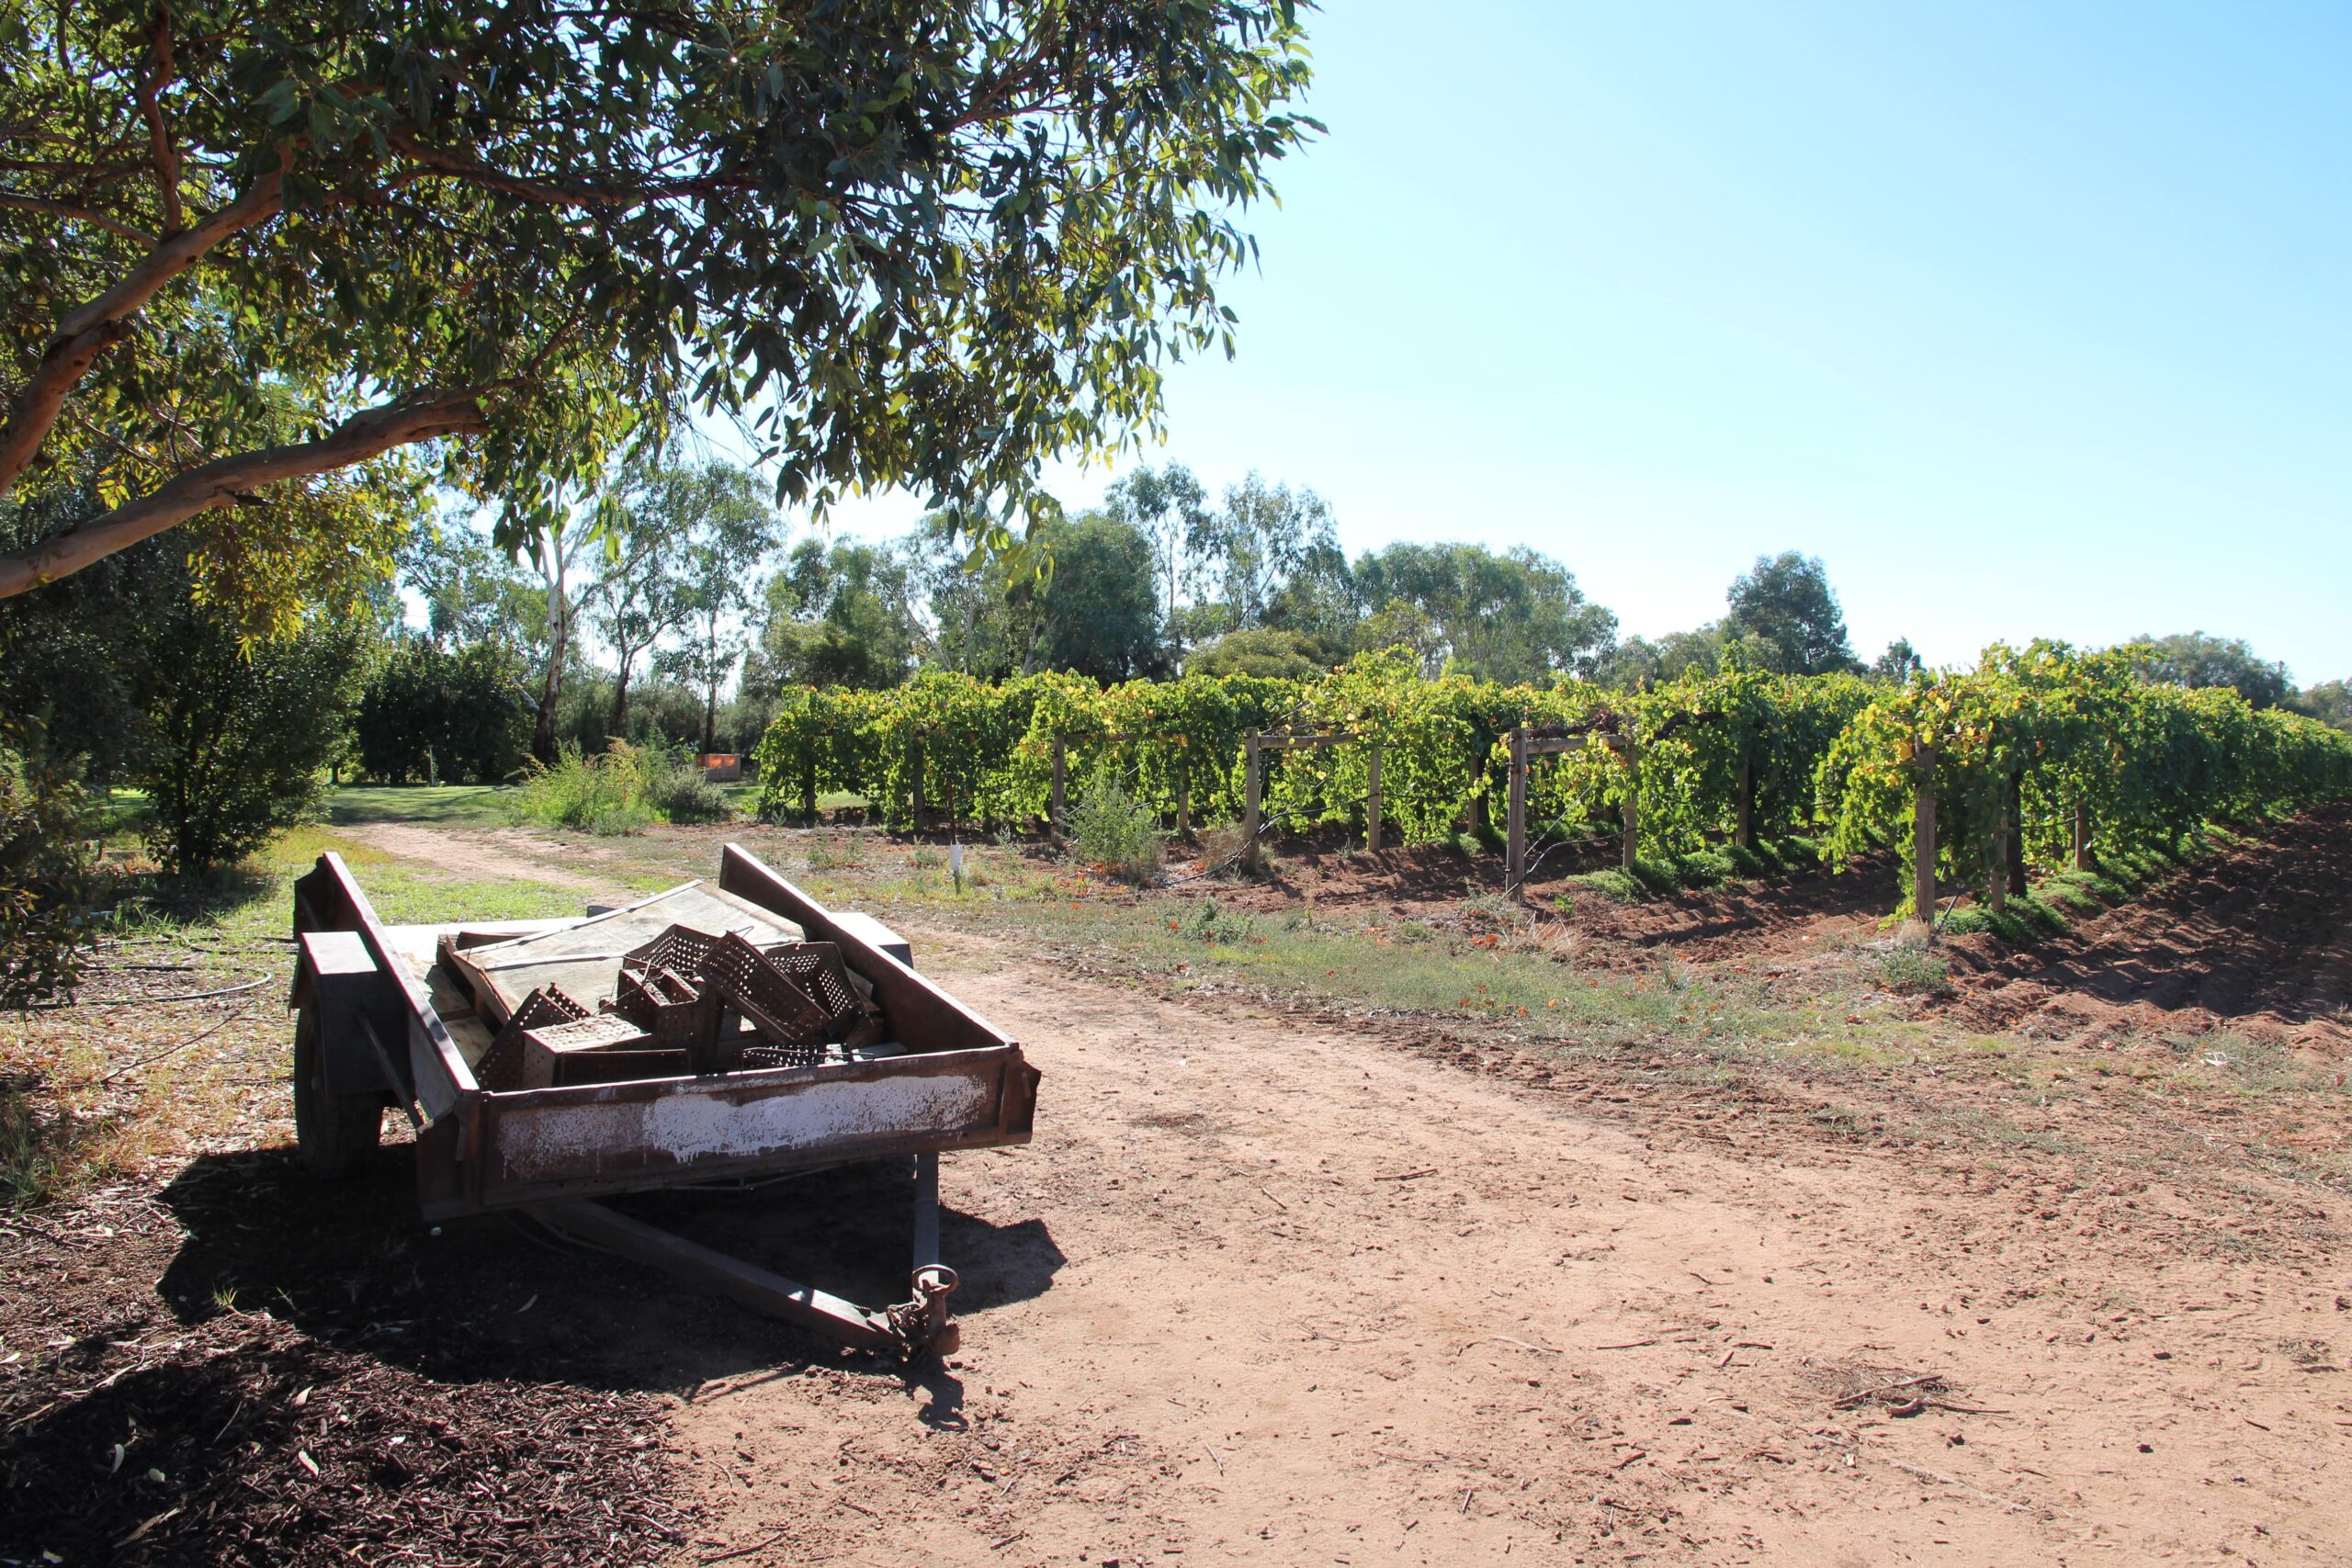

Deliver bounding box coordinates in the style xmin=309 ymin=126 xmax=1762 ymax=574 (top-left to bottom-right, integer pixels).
xmin=1186 ymin=471 xmax=1334 ymax=635
xmin=656 ymin=463 xmax=781 ymax=751
xmin=1724 ymin=552 xmax=1858 ymax=676
xmin=1106 ymin=462 xmax=1211 ymax=651
xmin=0 ymin=2 xmax=1318 ymax=622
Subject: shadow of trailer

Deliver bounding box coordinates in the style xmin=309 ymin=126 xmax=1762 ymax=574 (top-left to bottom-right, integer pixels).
xmin=288 ymin=842 xmax=1041 ymax=1354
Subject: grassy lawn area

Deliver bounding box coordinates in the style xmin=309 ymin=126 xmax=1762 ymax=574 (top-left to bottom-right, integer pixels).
xmin=324 ymin=784 xmax=518 ymax=827
xmin=318 ymin=781 xmax=864 ymax=828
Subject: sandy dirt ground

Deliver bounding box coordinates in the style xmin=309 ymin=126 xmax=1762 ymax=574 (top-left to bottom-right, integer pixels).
xmin=674 ymin=954 xmax=2352 ymax=1567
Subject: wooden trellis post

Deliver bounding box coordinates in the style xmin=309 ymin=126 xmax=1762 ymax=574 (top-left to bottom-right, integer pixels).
xmin=1365 ymin=741 xmax=1383 ymax=853
xmin=1504 ymin=728 xmax=1593 ymax=902
xmin=1242 ymin=731 xmax=1262 ymax=871
xmin=1912 ymin=745 xmax=1939 ymax=939
xmin=1615 ymin=736 xmax=1639 ymax=874
xmin=1049 ymin=736 xmax=1067 ymax=838
xmin=1174 ymin=755 xmax=1189 ymax=840
xmin=2072 ymin=799 xmax=2090 ymax=871
xmin=1735 ymin=756 xmax=1756 ymax=850
xmin=1505 ymin=728 xmax=1530 ymax=896
xmin=910 ymin=734 xmax=925 ymax=826
xmin=1243 ymin=728 xmax=1360 ymax=872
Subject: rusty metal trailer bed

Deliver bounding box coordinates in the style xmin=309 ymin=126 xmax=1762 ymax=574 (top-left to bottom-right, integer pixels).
xmin=287 ymin=842 xmax=1040 ymax=1353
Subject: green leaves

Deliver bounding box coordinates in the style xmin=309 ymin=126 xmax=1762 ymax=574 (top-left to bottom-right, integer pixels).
xmin=3 ymin=0 xmax=1319 ymax=591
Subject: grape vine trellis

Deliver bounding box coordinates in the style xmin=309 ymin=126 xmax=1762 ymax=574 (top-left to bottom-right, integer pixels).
xmin=752 ymin=644 xmax=2352 ymax=909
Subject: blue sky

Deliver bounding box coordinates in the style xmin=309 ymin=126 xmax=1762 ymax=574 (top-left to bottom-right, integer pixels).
xmin=797 ymin=0 xmax=2352 ymax=683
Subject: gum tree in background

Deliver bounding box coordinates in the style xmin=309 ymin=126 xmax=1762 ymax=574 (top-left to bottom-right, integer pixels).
xmin=0 ymin=2 xmax=1318 ymax=616
xmin=586 ymin=459 xmax=778 ymax=739
xmin=1724 ymin=551 xmax=1859 ymax=676
xmin=657 ymin=465 xmax=782 ymax=753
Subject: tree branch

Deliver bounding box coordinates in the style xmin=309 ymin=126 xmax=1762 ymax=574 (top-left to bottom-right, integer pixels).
xmin=0 ymin=389 xmax=488 ymax=598
xmin=0 ymin=156 xmax=283 ymax=494
xmin=0 ymin=191 xmax=158 ymax=245
xmin=383 ymin=127 xmax=760 ymax=209
xmin=137 ymin=2 xmax=187 ymax=235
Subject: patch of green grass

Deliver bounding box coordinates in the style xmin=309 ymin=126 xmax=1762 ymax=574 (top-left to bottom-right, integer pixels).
xmin=327 ymin=784 xmax=517 ymax=827
xmin=1571 ymin=868 xmax=1646 ymax=903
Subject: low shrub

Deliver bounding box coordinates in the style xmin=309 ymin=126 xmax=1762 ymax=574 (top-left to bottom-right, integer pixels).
xmin=1 ymin=735 xmax=102 ymax=1007
xmin=514 ymin=742 xmax=660 ymax=834
xmin=1067 ymin=780 xmax=1165 ymax=884
xmin=645 ymin=747 xmax=732 ymax=825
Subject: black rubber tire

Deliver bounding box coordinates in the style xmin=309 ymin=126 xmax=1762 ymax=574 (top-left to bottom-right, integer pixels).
xmin=294 ymin=996 xmax=382 ymax=1179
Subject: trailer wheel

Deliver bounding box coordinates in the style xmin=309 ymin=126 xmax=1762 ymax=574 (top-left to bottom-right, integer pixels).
xmin=294 ymin=996 xmax=382 ymax=1178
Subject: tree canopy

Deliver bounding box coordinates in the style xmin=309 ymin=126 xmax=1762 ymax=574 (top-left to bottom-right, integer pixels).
xmin=0 ymin=1 xmax=1317 ymax=615
xmin=1723 ymin=551 xmax=1857 ymax=675
xmin=2128 ymin=631 xmax=2291 ymax=710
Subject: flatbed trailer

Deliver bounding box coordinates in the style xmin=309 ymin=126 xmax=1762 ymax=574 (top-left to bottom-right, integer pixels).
xmin=287 ymin=842 xmax=1041 ymax=1353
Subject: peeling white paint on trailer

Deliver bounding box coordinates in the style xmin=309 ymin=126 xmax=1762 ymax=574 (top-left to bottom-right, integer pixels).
xmin=495 ymin=1071 xmax=998 ymax=1182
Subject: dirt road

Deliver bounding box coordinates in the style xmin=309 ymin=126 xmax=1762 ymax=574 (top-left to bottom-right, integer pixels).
xmin=677 ymin=956 xmax=2352 ymax=1566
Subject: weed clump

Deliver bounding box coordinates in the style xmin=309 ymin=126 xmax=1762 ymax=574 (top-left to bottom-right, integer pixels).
xmin=514 ymin=740 xmax=731 ymax=834
xmin=1193 ymin=818 xmax=1249 ymax=875
xmin=646 ymin=750 xmax=731 ymax=824
xmin=1068 ymin=781 xmax=1165 ymax=885
xmin=1572 ymin=869 xmax=1645 ymax=903
xmin=1180 ymin=894 xmax=1255 ymax=944
xmin=514 ymin=742 xmax=660 ymax=833
xmin=1875 ymin=944 xmax=1952 ymax=997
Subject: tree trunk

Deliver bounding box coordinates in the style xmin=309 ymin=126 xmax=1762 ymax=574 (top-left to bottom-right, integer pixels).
xmin=533 ymin=627 xmax=564 ymax=765
xmin=532 ymin=541 xmax=573 ymax=765
xmin=702 ymin=617 xmax=720 ymax=753
xmin=607 ymin=650 xmax=635 ymax=739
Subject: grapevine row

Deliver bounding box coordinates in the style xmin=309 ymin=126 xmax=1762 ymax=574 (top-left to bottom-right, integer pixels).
xmin=752 ymin=644 xmax=2352 ymax=898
